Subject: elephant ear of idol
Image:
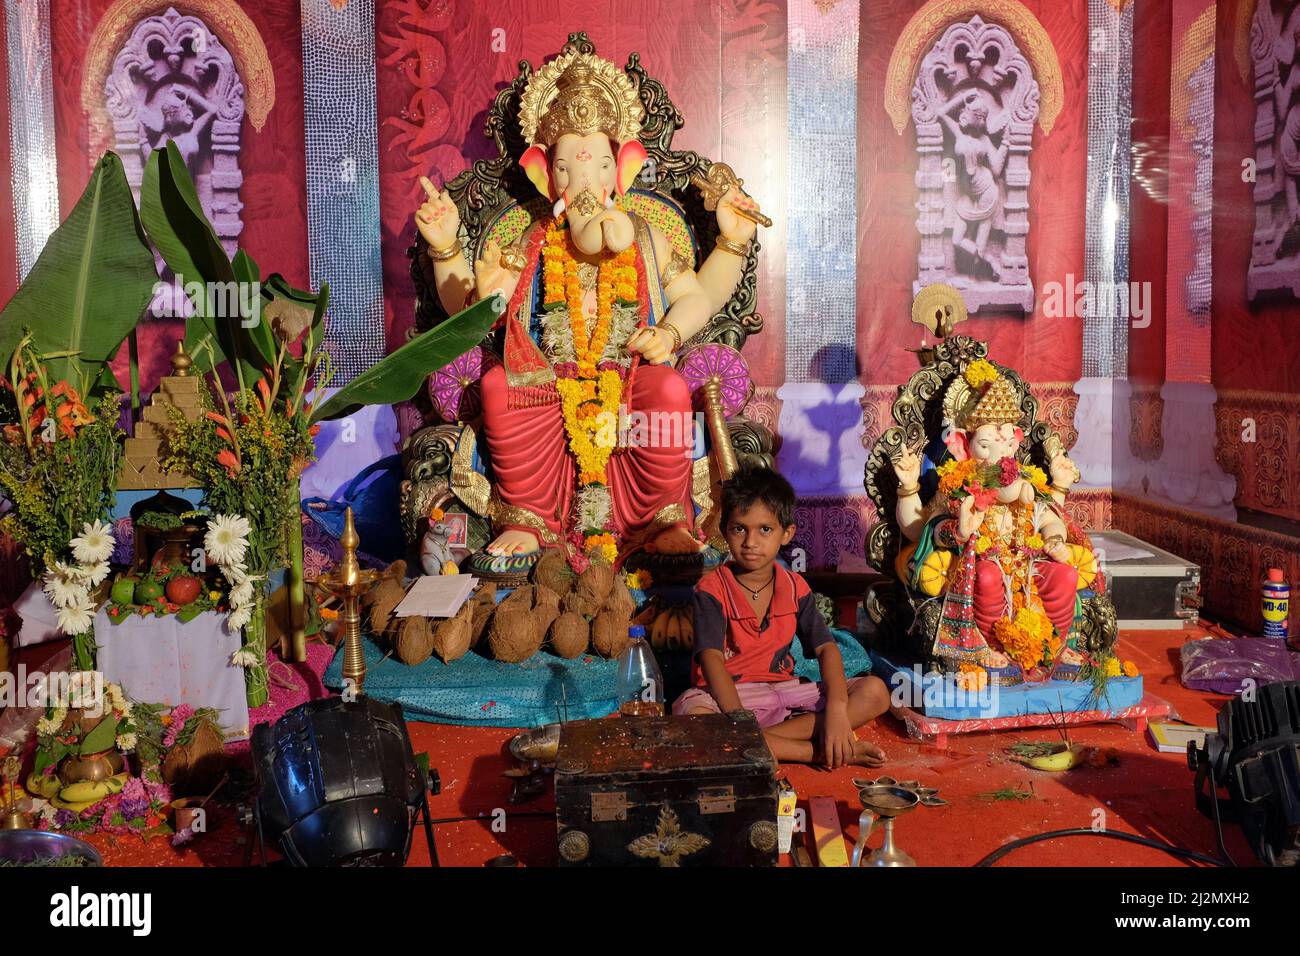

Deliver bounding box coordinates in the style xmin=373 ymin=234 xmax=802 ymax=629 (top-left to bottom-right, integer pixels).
xmin=309 ymin=294 xmax=506 ymax=424
xmin=0 ymin=152 xmax=158 ymax=395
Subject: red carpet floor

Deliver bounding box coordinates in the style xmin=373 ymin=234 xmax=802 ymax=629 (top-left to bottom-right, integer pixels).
xmin=15 ymin=625 xmax=1260 ymax=867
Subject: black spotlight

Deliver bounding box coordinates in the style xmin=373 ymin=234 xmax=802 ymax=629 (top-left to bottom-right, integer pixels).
xmin=1190 ymin=679 xmax=1300 ymax=867
xmin=252 ymin=697 xmax=439 ymax=867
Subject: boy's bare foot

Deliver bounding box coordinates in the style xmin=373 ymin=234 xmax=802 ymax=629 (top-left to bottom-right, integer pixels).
xmin=847 ymin=740 xmax=887 ymax=767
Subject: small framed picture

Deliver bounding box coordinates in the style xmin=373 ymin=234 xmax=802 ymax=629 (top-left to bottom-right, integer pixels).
xmin=440 ymin=512 xmax=469 ymax=548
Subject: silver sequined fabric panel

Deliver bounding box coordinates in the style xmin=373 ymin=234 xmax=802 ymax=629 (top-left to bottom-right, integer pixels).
xmin=785 ymin=0 xmax=858 ymax=383
xmin=300 ymin=0 xmax=385 ymax=383
xmin=5 ymin=0 xmax=60 ymax=282
xmin=1083 ymin=0 xmax=1134 ymax=377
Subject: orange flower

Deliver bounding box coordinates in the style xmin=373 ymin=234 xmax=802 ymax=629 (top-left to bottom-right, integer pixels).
xmin=1121 ymin=660 xmax=1139 ymax=677
xmin=217 ymin=449 xmax=241 ymax=476
xmin=205 ymin=411 xmax=230 ymax=427
xmin=256 ymin=378 xmax=272 ymax=411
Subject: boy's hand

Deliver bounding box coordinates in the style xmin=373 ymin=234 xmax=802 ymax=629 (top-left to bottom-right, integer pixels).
xmin=820 ymin=701 xmax=856 ymax=770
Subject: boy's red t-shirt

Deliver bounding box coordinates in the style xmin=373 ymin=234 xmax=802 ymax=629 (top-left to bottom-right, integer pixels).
xmin=689 ymin=563 xmax=834 ymax=687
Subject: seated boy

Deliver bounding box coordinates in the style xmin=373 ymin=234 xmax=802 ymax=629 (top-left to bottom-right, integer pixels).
xmin=672 ymin=467 xmax=890 ymax=768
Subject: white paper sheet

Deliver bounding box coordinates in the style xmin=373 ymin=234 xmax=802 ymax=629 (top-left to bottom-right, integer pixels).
xmin=1087 ymin=535 xmax=1155 ymax=562
xmin=392 ymin=574 xmax=479 ymax=618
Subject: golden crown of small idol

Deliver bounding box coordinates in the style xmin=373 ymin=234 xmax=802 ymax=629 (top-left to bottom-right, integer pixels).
xmin=961 ymin=376 xmax=1021 ymax=430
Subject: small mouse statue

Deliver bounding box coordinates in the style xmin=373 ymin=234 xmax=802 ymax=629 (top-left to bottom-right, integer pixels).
xmin=420 ymin=507 xmax=459 ymax=576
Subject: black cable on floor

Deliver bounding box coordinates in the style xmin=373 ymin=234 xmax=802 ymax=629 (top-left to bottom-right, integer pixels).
xmin=426 ymin=811 xmax=554 ymax=826
xmin=973 ymin=827 xmax=1229 ymax=868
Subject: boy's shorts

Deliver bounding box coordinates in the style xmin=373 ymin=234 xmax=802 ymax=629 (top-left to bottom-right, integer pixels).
xmin=672 ymin=676 xmax=872 ymax=729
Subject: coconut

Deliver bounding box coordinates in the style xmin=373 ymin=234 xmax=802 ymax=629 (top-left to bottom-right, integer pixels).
xmin=548 ymin=612 xmax=590 ymax=659
xmin=532 ymin=549 xmax=574 ymax=598
xmin=562 ymin=591 xmax=601 ymax=618
xmin=488 ymin=607 xmax=544 ymax=663
xmin=590 ymin=610 xmax=632 ymax=658
xmin=161 ymin=719 xmax=228 ymax=796
xmin=604 ymin=575 xmax=636 ymax=619
xmin=499 ymin=585 xmax=533 ymax=612
xmin=575 ymin=564 xmax=615 ymax=607
xmin=366 ymin=573 xmax=407 ymax=636
xmin=533 ymin=583 xmax=561 ymax=609
xmin=429 ymin=603 xmax=474 ymax=664
xmin=532 ymin=602 xmax=561 ymax=638
xmin=394 ymin=615 xmax=434 ymax=666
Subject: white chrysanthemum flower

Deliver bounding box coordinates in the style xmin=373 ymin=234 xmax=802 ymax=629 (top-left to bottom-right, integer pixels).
xmin=115 ymin=732 xmax=137 ymax=752
xmin=227 ymin=606 xmax=252 ymax=631
xmin=229 ymin=580 xmax=254 ymax=609
xmin=105 ymin=683 xmax=126 ymax=712
xmin=230 ymin=647 xmax=260 ymax=668
xmin=205 ymin=514 xmax=251 ymax=567
xmin=55 ymin=597 xmax=96 ymax=636
xmin=82 ymin=561 xmax=111 ymax=588
xmin=222 ymin=563 xmax=249 ymax=586
xmin=42 ymin=571 xmax=83 ymax=609
xmin=70 ymin=519 xmax=116 ymax=565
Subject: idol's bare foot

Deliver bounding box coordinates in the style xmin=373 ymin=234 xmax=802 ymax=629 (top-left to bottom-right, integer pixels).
xmin=486 ymin=528 xmax=540 ymax=557
xmin=649 ymin=525 xmax=705 ymax=555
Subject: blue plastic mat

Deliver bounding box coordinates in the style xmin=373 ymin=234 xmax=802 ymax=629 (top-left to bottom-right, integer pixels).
xmin=325 ymin=628 xmax=872 ymax=729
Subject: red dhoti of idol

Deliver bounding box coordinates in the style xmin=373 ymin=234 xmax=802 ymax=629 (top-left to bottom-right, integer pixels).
xmin=974 ymin=559 xmax=1079 ymax=642
xmin=475 ymin=213 xmax=698 ymax=551
xmin=481 ymin=362 xmax=696 ymax=546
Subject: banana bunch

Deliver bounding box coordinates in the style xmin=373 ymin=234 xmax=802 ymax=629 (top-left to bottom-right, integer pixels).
xmin=649 ymin=605 xmax=694 ymax=651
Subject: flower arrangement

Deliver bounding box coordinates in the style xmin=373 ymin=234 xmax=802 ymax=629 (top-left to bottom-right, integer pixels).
xmin=129 ymin=700 xmax=223 ymax=775
xmin=992 ymin=607 xmax=1061 ymax=671
xmin=935 ymin=455 xmax=1054 ymax=507
xmin=0 ymin=341 xmax=122 ymax=587
xmin=38 ymin=775 xmax=172 ymax=840
xmin=34 ymin=681 xmax=137 ymax=778
xmin=161 ymin=335 xmax=317 ymax=706
xmin=41 ymin=520 xmax=115 ymax=634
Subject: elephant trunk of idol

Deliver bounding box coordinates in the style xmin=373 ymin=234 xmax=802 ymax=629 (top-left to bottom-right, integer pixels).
xmin=566 ymin=193 xmax=635 ymax=256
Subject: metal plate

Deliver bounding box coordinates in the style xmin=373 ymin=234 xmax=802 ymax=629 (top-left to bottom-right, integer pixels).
xmin=698 ymin=785 xmax=735 ymax=815
xmin=591 ymin=791 xmax=628 ymax=822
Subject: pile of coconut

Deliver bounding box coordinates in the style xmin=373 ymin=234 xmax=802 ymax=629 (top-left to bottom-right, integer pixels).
xmin=362 ymin=551 xmax=638 ymax=666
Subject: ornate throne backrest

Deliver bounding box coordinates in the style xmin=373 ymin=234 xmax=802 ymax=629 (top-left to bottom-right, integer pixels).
xmin=408 ymin=32 xmax=764 ymax=355
xmin=863 ymin=335 xmax=1066 ymax=576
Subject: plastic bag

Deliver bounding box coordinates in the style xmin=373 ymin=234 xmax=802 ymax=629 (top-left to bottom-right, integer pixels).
xmin=1179 ymin=637 xmax=1300 ymax=695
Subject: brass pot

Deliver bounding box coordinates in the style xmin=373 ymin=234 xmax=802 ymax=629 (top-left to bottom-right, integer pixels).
xmin=57 ymin=750 xmax=125 ymax=786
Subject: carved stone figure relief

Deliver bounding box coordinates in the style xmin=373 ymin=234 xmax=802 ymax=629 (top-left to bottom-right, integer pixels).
xmin=911 ymin=16 xmax=1039 ymax=313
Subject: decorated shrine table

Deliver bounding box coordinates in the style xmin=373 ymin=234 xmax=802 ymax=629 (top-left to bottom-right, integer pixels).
xmin=94 ymin=608 xmax=250 ymax=739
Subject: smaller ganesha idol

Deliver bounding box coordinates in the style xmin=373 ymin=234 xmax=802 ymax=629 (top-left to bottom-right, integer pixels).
xmin=891 ymin=358 xmax=1099 ymax=684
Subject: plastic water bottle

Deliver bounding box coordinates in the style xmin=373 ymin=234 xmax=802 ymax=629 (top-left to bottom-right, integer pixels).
xmin=617 ymin=625 xmax=665 ymax=716
xmin=1261 ymin=568 xmax=1290 ymax=641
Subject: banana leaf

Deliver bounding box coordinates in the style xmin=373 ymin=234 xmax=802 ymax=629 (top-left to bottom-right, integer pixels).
xmin=0 ymin=152 xmax=157 ymax=392
xmin=138 ymin=142 xmax=246 ymax=379
xmin=310 ymin=294 xmax=504 ymax=423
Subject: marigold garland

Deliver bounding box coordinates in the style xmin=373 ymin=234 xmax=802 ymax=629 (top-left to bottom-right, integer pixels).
xmin=540 ymin=213 xmax=641 ymax=564
xmin=543 ymin=216 xmax=637 ymax=375
xmin=964 ymin=359 xmax=999 ymax=388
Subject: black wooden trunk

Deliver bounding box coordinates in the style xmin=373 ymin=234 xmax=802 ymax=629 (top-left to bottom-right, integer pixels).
xmin=554 ymin=713 xmax=778 ymax=867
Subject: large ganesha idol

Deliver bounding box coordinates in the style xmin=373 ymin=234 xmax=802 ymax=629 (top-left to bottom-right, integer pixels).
xmin=864 ymin=334 xmax=1119 ymax=687
xmin=402 ymin=34 xmax=772 ymax=580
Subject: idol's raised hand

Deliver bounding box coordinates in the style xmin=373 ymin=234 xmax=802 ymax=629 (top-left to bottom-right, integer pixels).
xmin=414 ymin=176 xmax=461 ymax=253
